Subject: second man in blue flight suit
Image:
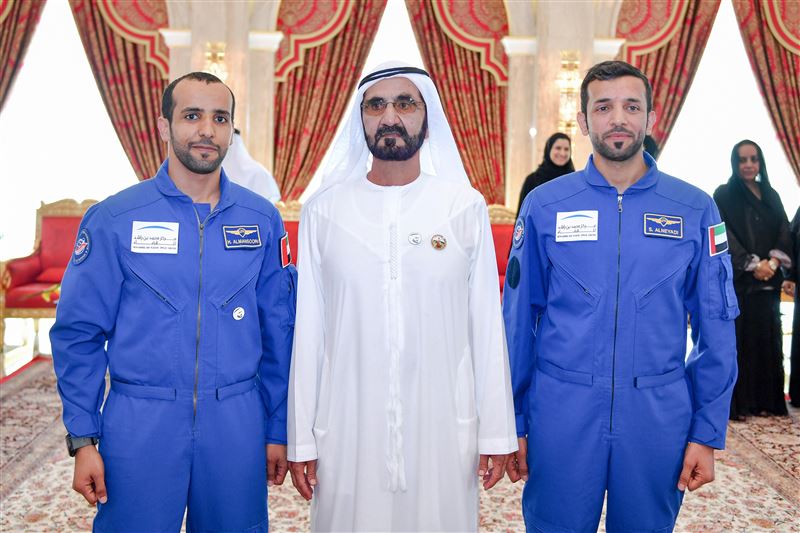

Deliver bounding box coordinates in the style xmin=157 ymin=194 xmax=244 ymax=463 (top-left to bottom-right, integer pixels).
xmin=503 ymin=61 xmax=738 ymax=532
xmin=51 ymin=72 xmax=296 ymax=532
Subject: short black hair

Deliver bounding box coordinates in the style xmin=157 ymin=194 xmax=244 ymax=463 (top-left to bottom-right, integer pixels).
xmin=580 ymin=61 xmax=653 ymax=116
xmin=161 ymin=71 xmax=235 ymax=123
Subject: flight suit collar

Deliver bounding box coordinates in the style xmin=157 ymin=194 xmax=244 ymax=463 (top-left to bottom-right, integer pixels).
xmin=583 ymin=151 xmax=659 ymax=192
xmin=153 ymin=159 xmax=235 ymax=212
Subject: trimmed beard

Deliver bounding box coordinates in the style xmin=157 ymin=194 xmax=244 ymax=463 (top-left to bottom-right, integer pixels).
xmin=590 ymin=127 xmax=645 ymax=162
xmin=365 ymin=117 xmax=428 ymax=162
xmin=171 ymin=130 xmax=227 ymax=175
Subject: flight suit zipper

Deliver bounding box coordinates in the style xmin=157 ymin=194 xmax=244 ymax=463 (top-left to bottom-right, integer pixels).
xmin=192 ymin=207 xmax=215 ymax=426
xmin=610 ymin=194 xmax=623 ymax=432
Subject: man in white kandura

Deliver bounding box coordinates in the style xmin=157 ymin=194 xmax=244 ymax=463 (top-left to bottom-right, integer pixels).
xmin=287 ymin=61 xmax=517 ymax=532
xmin=223 ymin=129 xmax=282 ymax=204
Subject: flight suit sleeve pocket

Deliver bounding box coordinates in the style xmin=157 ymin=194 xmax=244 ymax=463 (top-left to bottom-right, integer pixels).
xmin=284 ymin=265 xmax=297 ymax=328
xmin=706 ymin=258 xmax=739 ymax=320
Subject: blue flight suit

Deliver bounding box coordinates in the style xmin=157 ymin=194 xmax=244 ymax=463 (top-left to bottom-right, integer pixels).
xmin=51 ymin=161 xmax=296 ymax=533
xmin=503 ymin=153 xmax=738 ymax=533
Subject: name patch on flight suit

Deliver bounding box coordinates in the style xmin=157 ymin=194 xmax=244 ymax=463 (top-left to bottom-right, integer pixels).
xmin=223 ymin=225 xmax=262 ymax=249
xmin=131 ymin=221 xmax=179 ymax=254
xmin=555 ymin=211 xmax=598 ymax=242
xmin=643 ymin=213 xmax=683 ymax=239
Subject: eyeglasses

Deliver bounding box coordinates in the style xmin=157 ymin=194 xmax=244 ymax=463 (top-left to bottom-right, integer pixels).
xmin=361 ymin=98 xmax=425 ymax=116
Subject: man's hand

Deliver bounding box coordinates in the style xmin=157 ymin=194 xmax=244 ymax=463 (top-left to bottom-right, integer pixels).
xmin=506 ymin=437 xmax=529 ymax=483
xmin=266 ymin=444 xmax=288 ymax=487
xmin=73 ymin=445 xmax=107 ymax=505
xmin=478 ymin=454 xmax=507 ymax=490
xmin=677 ymin=442 xmax=715 ymax=492
xmin=289 ymin=460 xmax=317 ymax=501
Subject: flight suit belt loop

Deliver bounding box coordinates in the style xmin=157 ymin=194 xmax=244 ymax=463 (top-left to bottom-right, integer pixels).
xmin=110 ymin=377 xmax=257 ymax=401
xmin=536 ymin=359 xmax=685 ymax=389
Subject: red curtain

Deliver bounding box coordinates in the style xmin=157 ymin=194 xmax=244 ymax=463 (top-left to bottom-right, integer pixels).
xmin=733 ymin=0 xmax=800 ymax=183
xmin=274 ymin=1 xmax=387 ymax=201
xmin=405 ymin=0 xmax=506 ymax=205
xmin=69 ymin=0 xmax=167 ymax=180
xmin=0 ymin=0 xmax=47 ymax=111
xmin=617 ymin=0 xmax=721 ymax=155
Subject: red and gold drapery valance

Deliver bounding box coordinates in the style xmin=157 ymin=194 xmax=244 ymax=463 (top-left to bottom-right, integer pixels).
xmin=71 ymin=0 xmax=169 ymax=180
xmin=734 ymin=0 xmax=800 ymax=182
xmin=616 ymin=0 xmax=720 ymax=155
xmin=617 ymin=0 xmax=690 ymax=65
xmin=762 ymin=0 xmax=800 ymax=56
xmin=273 ymin=0 xmax=387 ymax=200
xmin=428 ymin=0 xmax=508 ymax=86
xmin=0 ymin=0 xmax=47 ymax=111
xmin=94 ymin=0 xmax=170 ymax=80
xmin=275 ymin=0 xmax=355 ymax=83
xmin=406 ymin=0 xmax=508 ymax=204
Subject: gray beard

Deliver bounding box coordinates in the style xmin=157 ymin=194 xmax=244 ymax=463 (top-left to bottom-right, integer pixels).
xmin=365 ymin=120 xmax=427 ymax=162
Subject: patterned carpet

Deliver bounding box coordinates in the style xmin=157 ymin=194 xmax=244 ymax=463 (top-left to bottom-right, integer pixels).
xmin=1 ymin=358 xmax=798 ymax=532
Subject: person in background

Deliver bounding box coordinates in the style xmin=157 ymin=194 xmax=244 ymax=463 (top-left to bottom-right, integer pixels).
xmin=516 ymin=132 xmax=574 ymax=218
xmin=785 ymin=206 xmax=800 ymax=407
xmin=223 ymin=128 xmax=282 ymax=204
xmin=714 ymin=139 xmax=791 ymax=419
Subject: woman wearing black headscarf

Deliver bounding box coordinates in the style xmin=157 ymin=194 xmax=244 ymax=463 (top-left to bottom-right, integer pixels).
xmin=516 ymin=132 xmax=575 ymax=217
xmin=714 ymin=139 xmax=792 ymax=419
xmin=786 ymin=207 xmax=800 ymax=407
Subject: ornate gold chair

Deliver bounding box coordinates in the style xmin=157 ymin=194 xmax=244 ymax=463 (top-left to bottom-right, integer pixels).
xmin=1 ymin=199 xmax=97 ymax=359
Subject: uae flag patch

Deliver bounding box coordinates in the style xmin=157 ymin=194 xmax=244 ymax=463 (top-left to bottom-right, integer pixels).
xmin=708 ymin=222 xmax=728 ymax=256
xmin=280 ymin=233 xmax=292 ymax=268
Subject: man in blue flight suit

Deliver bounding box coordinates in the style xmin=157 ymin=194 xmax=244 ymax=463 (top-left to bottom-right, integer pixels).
xmin=51 ymin=72 xmax=296 ymax=532
xmin=503 ymin=61 xmax=738 ymax=532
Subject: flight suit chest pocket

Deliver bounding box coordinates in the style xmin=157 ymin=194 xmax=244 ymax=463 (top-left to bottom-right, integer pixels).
xmin=123 ymin=257 xmax=183 ymax=313
xmin=548 ymin=256 xmax=599 ymax=309
xmin=542 ymin=248 xmax=601 ymax=371
xmin=117 ymin=258 xmax=183 ymax=380
xmin=633 ymin=256 xmax=691 ymax=309
xmin=632 ymin=256 xmax=691 ymax=375
xmin=215 ymin=271 xmax=261 ymax=374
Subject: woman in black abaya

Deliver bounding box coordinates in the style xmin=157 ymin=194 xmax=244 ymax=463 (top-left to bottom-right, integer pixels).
xmin=714 ymin=140 xmax=792 ymax=419
xmin=516 ymin=132 xmax=575 ymax=217
xmin=786 ymin=207 xmax=800 ymax=407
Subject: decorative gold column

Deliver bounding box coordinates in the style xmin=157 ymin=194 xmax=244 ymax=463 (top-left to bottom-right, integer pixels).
xmin=247 ymin=31 xmax=283 ymax=172
xmin=501 ymin=36 xmax=538 ymax=211
xmin=593 ymin=38 xmax=625 ymax=62
xmin=532 ymin=1 xmax=607 ymax=167
xmin=159 ymin=29 xmax=191 ymax=82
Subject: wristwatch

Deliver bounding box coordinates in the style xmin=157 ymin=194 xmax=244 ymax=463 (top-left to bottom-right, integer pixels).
xmin=65 ymin=434 xmax=98 ymax=457
xmin=768 ymin=258 xmax=779 ymax=271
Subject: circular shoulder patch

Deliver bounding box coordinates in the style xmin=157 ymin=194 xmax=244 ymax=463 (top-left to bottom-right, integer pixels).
xmin=72 ymin=228 xmax=91 ymax=265
xmin=507 ymin=256 xmax=521 ymax=289
xmin=512 ymin=218 xmax=525 ymax=249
